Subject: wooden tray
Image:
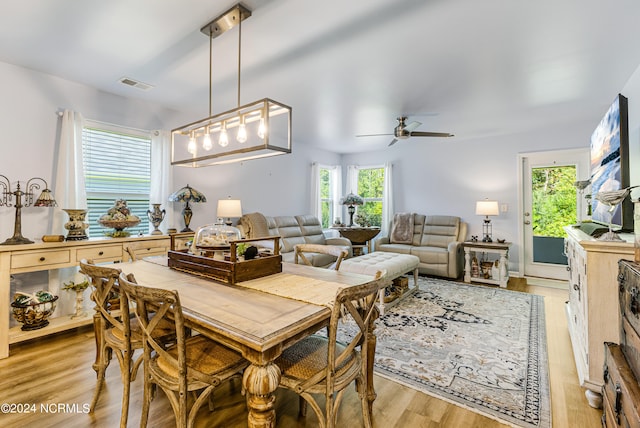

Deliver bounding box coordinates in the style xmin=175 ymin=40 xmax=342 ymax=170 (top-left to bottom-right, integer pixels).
xmin=167 ymin=236 xmax=281 ymax=284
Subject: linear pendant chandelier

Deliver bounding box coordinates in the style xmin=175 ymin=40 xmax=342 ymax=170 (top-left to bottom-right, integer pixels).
xmin=171 ymin=3 xmax=292 ymax=167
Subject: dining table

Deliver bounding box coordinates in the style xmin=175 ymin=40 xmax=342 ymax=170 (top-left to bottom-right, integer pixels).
xmin=105 ymin=257 xmax=386 ymax=428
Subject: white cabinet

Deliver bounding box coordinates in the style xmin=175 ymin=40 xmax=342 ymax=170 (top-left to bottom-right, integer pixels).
xmin=563 ymin=226 xmax=633 ymax=407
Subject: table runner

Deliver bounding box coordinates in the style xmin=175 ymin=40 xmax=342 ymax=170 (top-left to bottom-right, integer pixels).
xmin=143 ymin=256 xmax=342 ymax=307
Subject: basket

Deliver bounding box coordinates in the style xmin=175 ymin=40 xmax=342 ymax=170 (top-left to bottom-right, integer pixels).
xmin=11 ymin=295 xmax=59 ymax=331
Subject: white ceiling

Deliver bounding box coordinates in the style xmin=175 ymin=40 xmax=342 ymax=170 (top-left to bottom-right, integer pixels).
xmin=1 ymin=0 xmax=640 ymax=153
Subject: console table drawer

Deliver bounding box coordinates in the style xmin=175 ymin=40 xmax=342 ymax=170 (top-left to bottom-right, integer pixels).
xmin=126 ymin=240 xmax=169 ymax=257
xmin=11 ymin=249 xmax=72 ymax=269
xmin=76 ymin=245 xmax=123 ymax=262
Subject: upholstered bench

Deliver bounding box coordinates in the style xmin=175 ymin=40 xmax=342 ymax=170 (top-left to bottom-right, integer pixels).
xmin=340 ymin=251 xmax=420 ymax=314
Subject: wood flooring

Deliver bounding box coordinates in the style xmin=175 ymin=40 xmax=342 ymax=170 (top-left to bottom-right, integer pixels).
xmin=0 ymin=277 xmax=603 ymax=427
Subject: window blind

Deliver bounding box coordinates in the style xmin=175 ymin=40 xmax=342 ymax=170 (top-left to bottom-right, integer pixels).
xmin=82 ymin=127 xmax=151 ymax=237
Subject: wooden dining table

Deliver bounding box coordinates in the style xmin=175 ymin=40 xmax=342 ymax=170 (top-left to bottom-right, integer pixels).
xmin=106 ymin=257 xmax=385 ymax=428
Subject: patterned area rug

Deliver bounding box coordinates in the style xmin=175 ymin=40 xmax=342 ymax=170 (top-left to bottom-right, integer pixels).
xmin=338 ymin=277 xmax=551 ymax=428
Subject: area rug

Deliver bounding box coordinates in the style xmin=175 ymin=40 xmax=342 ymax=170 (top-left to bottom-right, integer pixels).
xmin=338 ymin=277 xmax=551 ymax=428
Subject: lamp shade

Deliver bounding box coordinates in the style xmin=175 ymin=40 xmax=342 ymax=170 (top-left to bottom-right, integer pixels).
xmin=168 ymin=184 xmax=207 ymax=203
xmin=217 ymin=199 xmax=242 ymax=218
xmin=475 ymin=200 xmax=499 ymax=216
xmin=340 ymin=193 xmax=364 ymax=206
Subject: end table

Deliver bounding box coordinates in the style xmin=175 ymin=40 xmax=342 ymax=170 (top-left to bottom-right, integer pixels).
xmin=462 ymin=241 xmax=511 ymax=288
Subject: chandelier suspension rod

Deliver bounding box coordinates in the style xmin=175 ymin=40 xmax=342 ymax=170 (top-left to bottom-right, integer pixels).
xmin=209 ymin=30 xmax=213 ymax=117
xmin=237 ymin=12 xmax=242 ymax=108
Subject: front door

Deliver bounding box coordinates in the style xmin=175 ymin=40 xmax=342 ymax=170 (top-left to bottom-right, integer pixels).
xmin=520 ymin=149 xmax=589 ymax=280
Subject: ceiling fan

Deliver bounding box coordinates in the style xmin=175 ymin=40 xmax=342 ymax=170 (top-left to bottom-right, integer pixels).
xmin=357 ymin=116 xmax=454 ymax=146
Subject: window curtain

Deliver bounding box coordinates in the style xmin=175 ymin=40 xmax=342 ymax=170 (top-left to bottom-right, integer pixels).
xmin=331 ymin=165 xmax=342 ymax=224
xmin=51 ymin=110 xmax=87 ymax=234
xmin=150 ymin=130 xmax=173 ymax=233
xmin=50 ymin=109 xmax=87 ymax=316
xmin=381 ymin=162 xmax=393 ymax=236
xmin=309 ymin=162 xmax=321 ymax=218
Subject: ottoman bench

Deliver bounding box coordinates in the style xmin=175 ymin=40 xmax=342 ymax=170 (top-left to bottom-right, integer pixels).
xmin=340 ymin=251 xmax=420 ymax=314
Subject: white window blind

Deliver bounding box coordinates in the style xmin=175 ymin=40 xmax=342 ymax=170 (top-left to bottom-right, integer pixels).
xmin=82 ymin=126 xmax=151 ymax=237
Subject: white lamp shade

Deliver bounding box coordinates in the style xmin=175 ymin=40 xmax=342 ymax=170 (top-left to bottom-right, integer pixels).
xmin=217 ymin=199 xmax=242 ymax=218
xmin=475 ymin=200 xmax=499 ymax=216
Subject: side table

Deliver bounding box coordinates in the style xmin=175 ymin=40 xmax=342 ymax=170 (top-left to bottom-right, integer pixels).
xmin=462 ymin=241 xmax=511 ymax=288
xmin=330 ymin=226 xmax=380 ymax=256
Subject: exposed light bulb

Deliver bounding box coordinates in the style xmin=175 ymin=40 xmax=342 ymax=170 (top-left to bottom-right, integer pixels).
xmin=203 ymin=130 xmax=212 ymax=151
xmin=218 ymin=122 xmax=229 ymax=147
xmin=187 ymin=135 xmax=197 ymax=154
xmin=237 ymin=123 xmax=247 ymax=143
xmin=257 ymin=117 xmax=267 ymax=139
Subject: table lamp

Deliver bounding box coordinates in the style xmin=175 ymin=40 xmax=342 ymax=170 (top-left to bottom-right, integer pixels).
xmin=168 ymin=184 xmax=206 ymax=232
xmin=217 ymin=198 xmax=242 ymax=225
xmin=340 ymin=192 xmax=364 ymax=227
xmin=475 ymin=199 xmax=499 ymax=242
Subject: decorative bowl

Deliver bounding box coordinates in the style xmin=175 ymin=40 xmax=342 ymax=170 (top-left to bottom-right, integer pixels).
xmin=11 ymin=293 xmax=59 ymax=331
xmin=97 ymin=219 xmax=140 ymax=231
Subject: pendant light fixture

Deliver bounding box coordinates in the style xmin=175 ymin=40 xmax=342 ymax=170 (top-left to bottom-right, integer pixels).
xmin=171 ymin=3 xmax=292 ymax=167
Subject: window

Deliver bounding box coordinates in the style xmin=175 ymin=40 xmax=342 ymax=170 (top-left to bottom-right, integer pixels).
xmin=318 ymin=165 xmax=340 ymax=228
xmin=82 ymin=125 xmax=152 ymax=237
xmin=346 ymin=165 xmax=385 ymax=227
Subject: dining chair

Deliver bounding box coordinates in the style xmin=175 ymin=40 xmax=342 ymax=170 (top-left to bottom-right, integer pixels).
xmin=81 ymin=259 xmax=176 ymax=428
xmin=118 ymin=272 xmax=249 ymax=428
xmin=274 ymin=270 xmax=386 ymax=428
xmin=294 ymin=243 xmax=349 ymax=270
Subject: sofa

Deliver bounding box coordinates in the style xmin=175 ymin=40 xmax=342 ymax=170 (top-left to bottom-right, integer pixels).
xmin=373 ymin=214 xmax=467 ymax=279
xmin=238 ymin=213 xmax=352 ymax=267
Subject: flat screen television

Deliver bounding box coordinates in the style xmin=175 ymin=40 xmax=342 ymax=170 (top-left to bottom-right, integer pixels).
xmin=590 ymin=93 xmax=631 ymax=231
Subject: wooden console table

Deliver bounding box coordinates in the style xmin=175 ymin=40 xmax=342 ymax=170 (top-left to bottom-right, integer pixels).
xmin=331 ymin=226 xmax=380 ymax=256
xmin=0 ymin=235 xmax=170 ymax=359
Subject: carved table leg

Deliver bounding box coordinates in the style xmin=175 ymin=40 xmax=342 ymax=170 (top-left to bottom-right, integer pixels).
xmin=242 ymin=362 xmax=281 ymax=428
xmin=366 ymin=305 xmax=380 ymax=414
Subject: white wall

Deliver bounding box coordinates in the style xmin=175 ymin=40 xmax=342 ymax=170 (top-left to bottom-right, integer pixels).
xmin=0 ymin=60 xmax=185 ymax=241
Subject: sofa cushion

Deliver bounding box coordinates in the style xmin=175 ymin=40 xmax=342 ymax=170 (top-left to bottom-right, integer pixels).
xmin=418 ymin=215 xmax=460 ymax=248
xmin=410 ymin=246 xmax=450 ymax=264
xmin=374 ymin=243 xmax=414 ymax=255
xmin=275 ymin=216 xmax=306 ymax=253
xmin=295 ymin=215 xmax=327 ymax=246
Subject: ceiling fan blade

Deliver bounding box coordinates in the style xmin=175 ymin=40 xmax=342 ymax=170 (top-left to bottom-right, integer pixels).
xmin=410 ymin=131 xmax=454 ymax=138
xmin=404 ymin=121 xmax=422 ymax=133
xmin=356 ymin=133 xmax=393 ymax=137
xmin=388 ymin=138 xmax=399 ymax=146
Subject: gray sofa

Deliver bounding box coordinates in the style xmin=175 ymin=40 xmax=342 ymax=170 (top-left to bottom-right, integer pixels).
xmin=374 ymin=214 xmax=467 ymax=279
xmin=238 ymin=213 xmax=352 ymax=267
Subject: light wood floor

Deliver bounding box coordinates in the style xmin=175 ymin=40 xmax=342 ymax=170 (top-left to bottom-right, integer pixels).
xmin=0 ymin=277 xmax=602 ymax=427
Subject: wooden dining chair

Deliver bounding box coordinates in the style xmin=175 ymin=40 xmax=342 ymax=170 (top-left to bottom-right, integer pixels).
xmin=274 ymin=270 xmax=386 ymax=428
xmin=118 ymin=272 xmax=249 ymax=428
xmin=294 ymin=243 xmax=349 ymax=270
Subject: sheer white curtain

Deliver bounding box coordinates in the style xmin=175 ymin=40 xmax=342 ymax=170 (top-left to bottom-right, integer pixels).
xmin=150 ymin=130 xmax=174 ymax=233
xmin=309 ymin=162 xmax=321 ymax=218
xmin=331 ymin=165 xmax=342 ymax=224
xmin=50 ymin=109 xmax=87 ymax=316
xmin=381 ymin=162 xmax=393 ymax=236
xmin=51 ymin=110 xmax=87 ymax=234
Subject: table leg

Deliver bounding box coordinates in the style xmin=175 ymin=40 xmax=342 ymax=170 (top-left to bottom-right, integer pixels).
xmin=366 ymin=305 xmax=380 ymax=414
xmin=463 ymin=249 xmax=471 ymax=283
xmin=242 ymin=362 xmax=281 ymax=428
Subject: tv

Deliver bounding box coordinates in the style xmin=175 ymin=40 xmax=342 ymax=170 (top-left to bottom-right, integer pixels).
xmin=590 ymin=93 xmax=631 ymax=231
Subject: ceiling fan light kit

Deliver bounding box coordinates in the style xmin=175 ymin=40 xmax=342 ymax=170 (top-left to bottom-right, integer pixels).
xmin=171 ymin=3 xmax=292 ymax=168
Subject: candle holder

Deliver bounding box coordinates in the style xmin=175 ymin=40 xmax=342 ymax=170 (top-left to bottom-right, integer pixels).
xmin=62 ymin=274 xmax=90 ymax=319
xmin=0 ymin=175 xmax=57 ymax=245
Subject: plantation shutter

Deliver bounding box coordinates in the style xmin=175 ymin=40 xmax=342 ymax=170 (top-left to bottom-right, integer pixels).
xmin=82 ymin=127 xmax=151 ymax=237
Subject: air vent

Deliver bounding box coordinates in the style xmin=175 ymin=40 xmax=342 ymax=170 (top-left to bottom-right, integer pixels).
xmin=118 ymin=77 xmax=154 ymax=91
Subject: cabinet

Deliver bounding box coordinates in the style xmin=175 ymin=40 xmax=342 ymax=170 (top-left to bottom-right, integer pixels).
xmin=462 ymin=241 xmax=510 ymax=288
xmin=564 ymin=226 xmax=634 ymax=407
xmin=0 ymin=235 xmax=171 ymax=359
